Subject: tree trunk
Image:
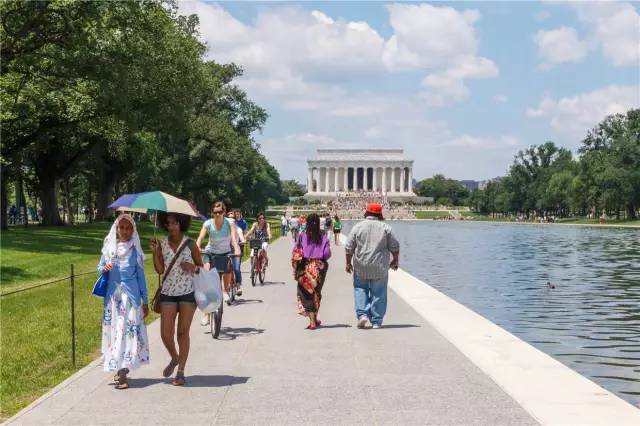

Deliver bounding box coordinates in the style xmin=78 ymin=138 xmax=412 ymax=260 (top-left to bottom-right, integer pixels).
xmin=627 ymin=204 xmax=637 ymax=220
xmin=63 ymin=178 xmax=74 ymax=225
xmin=0 ymin=167 xmax=8 ymax=230
xmin=38 ymin=175 xmax=62 ymax=225
xmin=96 ymin=167 xmax=116 ymax=221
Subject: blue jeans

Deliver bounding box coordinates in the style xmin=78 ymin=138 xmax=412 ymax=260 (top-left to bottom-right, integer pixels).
xmin=353 ymin=273 xmax=388 ymax=326
xmin=232 ymin=255 xmax=242 ymax=286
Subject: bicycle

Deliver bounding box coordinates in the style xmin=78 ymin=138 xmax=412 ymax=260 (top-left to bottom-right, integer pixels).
xmin=202 ymin=252 xmax=238 ymax=339
xmin=249 ymin=239 xmax=267 ymax=286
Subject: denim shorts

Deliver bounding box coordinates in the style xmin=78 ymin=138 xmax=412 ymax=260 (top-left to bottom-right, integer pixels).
xmin=159 ymin=292 xmax=196 ymax=305
xmin=202 ymin=252 xmax=232 ymax=273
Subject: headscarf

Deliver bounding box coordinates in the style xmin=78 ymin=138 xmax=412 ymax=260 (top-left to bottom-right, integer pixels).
xmin=101 ymin=214 xmax=144 ymax=268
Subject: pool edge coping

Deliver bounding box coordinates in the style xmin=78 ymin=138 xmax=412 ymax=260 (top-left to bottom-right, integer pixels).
xmin=388 ymin=267 xmax=640 ymax=425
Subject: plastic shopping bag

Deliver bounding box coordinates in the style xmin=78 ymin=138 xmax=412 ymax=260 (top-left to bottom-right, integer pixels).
xmin=194 ymin=267 xmax=222 ymax=313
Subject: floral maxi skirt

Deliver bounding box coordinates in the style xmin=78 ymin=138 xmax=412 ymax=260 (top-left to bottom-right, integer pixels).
xmin=102 ymin=286 xmax=150 ymax=372
xmin=296 ymin=259 xmax=328 ymax=315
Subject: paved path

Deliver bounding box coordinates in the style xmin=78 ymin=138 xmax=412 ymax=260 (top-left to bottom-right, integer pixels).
xmin=8 ymin=237 xmax=536 ymax=425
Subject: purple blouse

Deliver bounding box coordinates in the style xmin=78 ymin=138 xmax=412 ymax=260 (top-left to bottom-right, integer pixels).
xmin=298 ymin=233 xmax=331 ymax=260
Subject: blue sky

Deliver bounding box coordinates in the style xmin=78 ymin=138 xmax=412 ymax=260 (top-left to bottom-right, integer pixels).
xmin=178 ymin=1 xmax=639 ymax=181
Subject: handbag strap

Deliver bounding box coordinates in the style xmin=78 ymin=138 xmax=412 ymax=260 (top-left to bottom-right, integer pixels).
xmin=160 ymin=238 xmax=191 ymax=287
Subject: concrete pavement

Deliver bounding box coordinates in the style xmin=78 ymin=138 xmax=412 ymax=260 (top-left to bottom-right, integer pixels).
xmin=8 ymin=236 xmax=538 ymax=425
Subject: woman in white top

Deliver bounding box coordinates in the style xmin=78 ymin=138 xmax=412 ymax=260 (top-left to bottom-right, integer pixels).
xmin=150 ymin=212 xmax=203 ymax=386
xmin=196 ymin=201 xmax=241 ymax=323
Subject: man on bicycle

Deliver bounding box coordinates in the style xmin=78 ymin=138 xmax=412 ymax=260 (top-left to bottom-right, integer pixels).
xmin=244 ymin=212 xmax=272 ymax=267
xmin=196 ymin=201 xmax=242 ymax=325
xmin=228 ymin=210 xmax=245 ymax=296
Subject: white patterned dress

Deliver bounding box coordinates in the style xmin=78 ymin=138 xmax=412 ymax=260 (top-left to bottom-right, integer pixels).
xmin=100 ymin=248 xmax=150 ymax=372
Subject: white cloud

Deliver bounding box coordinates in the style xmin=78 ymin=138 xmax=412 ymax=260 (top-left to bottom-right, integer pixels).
xmin=493 ymin=94 xmax=508 ymax=103
xmin=383 ymin=3 xmax=498 ymax=106
xmin=180 ymin=2 xmax=498 ymax=112
xmin=568 ymin=2 xmax=640 ymax=67
xmin=533 ymin=27 xmax=588 ymax=70
xmin=440 ymin=135 xmax=519 ymax=149
xmin=527 ymin=85 xmax=640 ymax=140
xmin=420 ymin=57 xmax=499 ymax=106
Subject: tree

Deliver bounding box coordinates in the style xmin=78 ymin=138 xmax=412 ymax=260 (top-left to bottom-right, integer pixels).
xmin=281 ymin=180 xmax=306 ymax=198
xmin=416 ymin=174 xmax=469 ymax=206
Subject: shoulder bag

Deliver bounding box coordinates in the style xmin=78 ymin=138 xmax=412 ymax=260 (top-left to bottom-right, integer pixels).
xmin=151 ymin=238 xmax=192 ymax=313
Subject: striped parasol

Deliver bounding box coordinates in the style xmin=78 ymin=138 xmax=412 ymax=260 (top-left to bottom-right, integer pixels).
xmin=109 ymin=191 xmax=200 ymax=217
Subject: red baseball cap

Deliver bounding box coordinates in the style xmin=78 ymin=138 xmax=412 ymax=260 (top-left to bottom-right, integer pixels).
xmin=366 ymin=203 xmax=383 ymax=215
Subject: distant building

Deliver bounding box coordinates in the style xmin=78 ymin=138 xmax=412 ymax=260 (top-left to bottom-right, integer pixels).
xmin=458 ymin=180 xmax=479 ymax=191
xmin=478 ymin=176 xmax=503 ymax=190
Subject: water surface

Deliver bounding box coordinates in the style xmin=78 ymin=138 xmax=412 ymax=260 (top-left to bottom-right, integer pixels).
xmin=344 ymin=220 xmax=640 ymax=406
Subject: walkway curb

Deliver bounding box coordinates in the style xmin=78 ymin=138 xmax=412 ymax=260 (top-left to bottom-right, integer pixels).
xmin=388 ymin=268 xmax=640 ymax=425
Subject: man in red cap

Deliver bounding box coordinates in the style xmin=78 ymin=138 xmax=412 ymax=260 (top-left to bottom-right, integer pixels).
xmin=344 ymin=202 xmax=400 ymax=329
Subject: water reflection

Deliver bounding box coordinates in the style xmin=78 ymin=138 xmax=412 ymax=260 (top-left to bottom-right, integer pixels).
xmin=343 ymin=220 xmax=640 ymax=405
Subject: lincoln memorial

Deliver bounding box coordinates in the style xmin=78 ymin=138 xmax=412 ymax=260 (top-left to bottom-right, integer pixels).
xmin=306 ymin=149 xmax=416 ymax=200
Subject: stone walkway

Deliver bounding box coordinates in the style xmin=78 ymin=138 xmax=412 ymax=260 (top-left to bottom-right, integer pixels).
xmin=7 ymin=237 xmax=536 ymax=425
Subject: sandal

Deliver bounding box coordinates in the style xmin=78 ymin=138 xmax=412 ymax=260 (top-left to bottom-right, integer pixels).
xmin=163 ymin=359 xmax=179 ymax=378
xmin=172 ymin=370 xmax=186 ymax=386
xmin=306 ymin=324 xmax=317 ymax=330
xmin=115 ymin=373 xmax=129 ymax=390
xmin=113 ymin=368 xmax=129 ymax=383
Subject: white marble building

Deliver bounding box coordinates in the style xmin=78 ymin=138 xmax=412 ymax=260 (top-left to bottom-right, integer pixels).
xmin=306 ymin=149 xmax=416 ymax=199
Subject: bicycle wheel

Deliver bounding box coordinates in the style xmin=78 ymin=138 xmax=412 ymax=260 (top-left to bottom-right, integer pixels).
xmin=212 ymin=300 xmax=223 ymax=339
xmin=250 ymin=256 xmax=257 ymax=286
xmin=259 ymin=256 xmax=266 ymax=285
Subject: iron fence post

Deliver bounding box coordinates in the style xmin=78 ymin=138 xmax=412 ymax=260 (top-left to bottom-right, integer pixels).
xmin=70 ymin=264 xmax=76 ymax=367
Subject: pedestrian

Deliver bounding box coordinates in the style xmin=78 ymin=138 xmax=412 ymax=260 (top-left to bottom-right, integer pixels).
xmin=292 ymin=213 xmax=331 ymax=330
xmin=8 ymin=204 xmax=16 ymax=224
xmin=344 ymin=203 xmax=399 ymax=329
xmin=97 ymin=214 xmax=149 ymax=389
xmin=323 ymin=213 xmax=331 ymax=237
xmin=233 ymin=208 xmax=248 ymax=264
xmin=332 ymin=215 xmax=342 ymax=245
xmin=196 ymin=201 xmax=241 ymax=319
xmin=281 ymin=214 xmax=289 ymax=236
xmin=150 ymin=212 xmax=203 ymax=386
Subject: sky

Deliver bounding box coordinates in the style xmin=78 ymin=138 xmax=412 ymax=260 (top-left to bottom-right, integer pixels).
xmin=177 ymin=1 xmax=640 ymax=182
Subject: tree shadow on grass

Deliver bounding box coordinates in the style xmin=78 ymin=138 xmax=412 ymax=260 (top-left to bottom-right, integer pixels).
xmin=0 ymin=266 xmax=34 ymax=283
xmin=130 ymin=375 xmax=250 ymax=388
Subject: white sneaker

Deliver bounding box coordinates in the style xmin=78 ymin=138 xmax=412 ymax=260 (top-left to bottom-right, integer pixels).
xmin=372 ymin=324 xmax=381 ymax=329
xmin=357 ymin=316 xmax=369 ymax=329
xmin=200 ymin=315 xmax=210 ymax=326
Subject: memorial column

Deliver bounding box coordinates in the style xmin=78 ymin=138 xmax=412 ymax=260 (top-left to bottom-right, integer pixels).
xmin=307 ymin=167 xmax=313 ymax=193
xmin=382 ymin=167 xmax=387 ymax=192
xmin=334 ymin=167 xmax=339 ymax=193
xmin=391 ymin=167 xmax=396 ymax=193
xmin=343 ymin=167 xmax=348 ymax=192
xmin=324 ymin=167 xmax=330 ymax=193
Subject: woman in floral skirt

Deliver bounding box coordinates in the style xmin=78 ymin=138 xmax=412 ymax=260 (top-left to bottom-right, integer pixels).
xmin=292 ymin=213 xmax=331 ymax=330
xmin=98 ymin=214 xmax=149 ymax=389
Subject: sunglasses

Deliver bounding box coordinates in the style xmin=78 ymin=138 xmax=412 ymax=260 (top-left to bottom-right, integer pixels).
xmin=213 ymin=211 xmax=224 ymax=216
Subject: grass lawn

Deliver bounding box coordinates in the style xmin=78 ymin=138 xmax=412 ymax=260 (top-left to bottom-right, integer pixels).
xmin=0 ymin=219 xmax=281 ymax=420
xmin=555 ymin=218 xmax=640 ymax=226
xmin=414 ymin=211 xmax=451 ymax=219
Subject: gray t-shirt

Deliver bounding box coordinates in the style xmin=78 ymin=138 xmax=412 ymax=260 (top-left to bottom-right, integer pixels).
xmin=345 ymin=217 xmax=400 ymax=280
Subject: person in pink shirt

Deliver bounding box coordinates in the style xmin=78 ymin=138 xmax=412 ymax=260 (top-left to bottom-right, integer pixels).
xmin=292 ymin=214 xmax=331 ymax=330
